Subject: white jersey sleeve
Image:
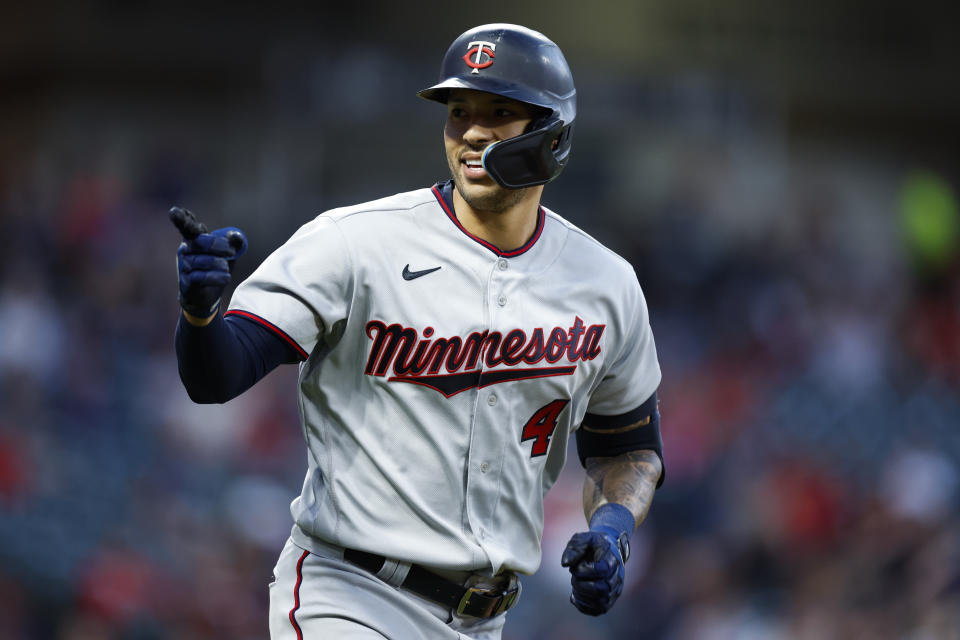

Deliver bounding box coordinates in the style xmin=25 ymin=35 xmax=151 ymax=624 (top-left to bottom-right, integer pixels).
xmin=227 ymin=214 xmax=354 ymax=357
xmin=585 ymin=270 xmax=661 ymax=417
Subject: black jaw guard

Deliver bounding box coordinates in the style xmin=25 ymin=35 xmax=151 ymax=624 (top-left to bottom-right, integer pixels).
xmin=481 ymin=119 xmax=574 ymax=189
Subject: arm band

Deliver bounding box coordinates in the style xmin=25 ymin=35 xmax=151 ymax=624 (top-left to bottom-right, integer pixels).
xmin=576 ymin=391 xmax=665 ymax=487
xmin=174 ymin=311 xmax=304 ymax=403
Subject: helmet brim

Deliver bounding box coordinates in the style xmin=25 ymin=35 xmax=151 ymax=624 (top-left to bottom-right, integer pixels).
xmin=417 ymin=77 xmax=569 ymax=119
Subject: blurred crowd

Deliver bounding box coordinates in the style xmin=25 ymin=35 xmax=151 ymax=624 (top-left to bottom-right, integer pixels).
xmin=2 ymin=20 xmax=960 ymax=640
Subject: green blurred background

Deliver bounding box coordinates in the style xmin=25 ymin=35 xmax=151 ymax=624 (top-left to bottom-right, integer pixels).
xmin=1 ymin=1 xmax=959 ymax=638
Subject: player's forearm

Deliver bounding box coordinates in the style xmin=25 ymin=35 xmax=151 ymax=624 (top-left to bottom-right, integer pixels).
xmin=175 ymin=312 xmax=295 ymax=403
xmin=176 ymin=312 xmax=250 ymax=403
xmin=582 ymin=449 xmax=662 ymax=528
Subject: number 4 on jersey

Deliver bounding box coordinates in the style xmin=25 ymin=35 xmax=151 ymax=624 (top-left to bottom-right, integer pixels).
xmin=521 ymin=399 xmax=569 ymax=457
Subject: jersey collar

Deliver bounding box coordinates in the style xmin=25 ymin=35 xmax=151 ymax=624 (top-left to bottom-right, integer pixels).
xmin=431 ymin=180 xmax=545 ymax=258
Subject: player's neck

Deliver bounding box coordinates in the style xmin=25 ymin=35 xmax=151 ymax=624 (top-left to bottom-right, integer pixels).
xmin=452 ymin=186 xmax=544 ymax=253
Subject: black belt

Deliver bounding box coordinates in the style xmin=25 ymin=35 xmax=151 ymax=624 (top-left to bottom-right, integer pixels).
xmin=343 ymin=548 xmax=520 ymax=619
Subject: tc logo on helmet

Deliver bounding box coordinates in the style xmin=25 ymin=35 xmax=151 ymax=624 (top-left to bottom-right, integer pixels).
xmin=463 ymin=41 xmax=496 ymax=74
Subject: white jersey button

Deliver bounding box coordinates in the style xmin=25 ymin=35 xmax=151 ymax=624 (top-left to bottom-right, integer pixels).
xmin=480 ymin=462 xmax=490 ymax=473
xmin=487 ymin=394 xmax=497 ymax=406
xmin=497 ymin=259 xmax=508 ymax=270
xmin=497 ymin=294 xmax=507 ymax=306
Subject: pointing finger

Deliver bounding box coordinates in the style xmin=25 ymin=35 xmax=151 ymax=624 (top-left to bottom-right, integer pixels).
xmin=169 ymin=206 xmax=208 ymax=240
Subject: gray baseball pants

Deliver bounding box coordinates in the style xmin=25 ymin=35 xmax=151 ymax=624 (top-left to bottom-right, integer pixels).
xmin=268 ymin=537 xmax=508 ymax=640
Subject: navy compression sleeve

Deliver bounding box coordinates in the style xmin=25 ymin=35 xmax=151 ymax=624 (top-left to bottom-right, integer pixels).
xmin=174 ymin=312 xmax=303 ymax=403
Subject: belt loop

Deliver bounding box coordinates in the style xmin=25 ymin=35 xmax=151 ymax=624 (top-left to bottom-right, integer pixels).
xmin=376 ymin=558 xmax=412 ymax=587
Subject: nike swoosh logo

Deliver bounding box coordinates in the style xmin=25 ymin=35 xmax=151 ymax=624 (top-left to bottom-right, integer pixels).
xmin=402 ymin=264 xmax=442 ymax=281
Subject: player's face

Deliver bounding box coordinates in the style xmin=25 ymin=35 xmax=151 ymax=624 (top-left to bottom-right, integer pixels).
xmin=444 ymin=89 xmax=539 ymax=213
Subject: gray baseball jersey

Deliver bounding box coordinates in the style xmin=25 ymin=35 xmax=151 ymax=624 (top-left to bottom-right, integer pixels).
xmin=227 ymin=181 xmax=660 ymax=577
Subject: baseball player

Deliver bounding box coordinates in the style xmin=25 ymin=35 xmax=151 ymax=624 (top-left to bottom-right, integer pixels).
xmin=172 ymin=24 xmax=664 ymax=640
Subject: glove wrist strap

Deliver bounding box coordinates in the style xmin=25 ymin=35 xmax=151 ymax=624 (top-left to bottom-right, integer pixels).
xmin=589 ymin=503 xmax=635 ymax=564
xmin=179 ymin=295 xmax=221 ymax=320
xmin=589 ymin=503 xmax=635 ymax=537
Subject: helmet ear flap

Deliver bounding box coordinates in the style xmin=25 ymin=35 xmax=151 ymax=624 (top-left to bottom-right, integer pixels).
xmin=552 ymin=122 xmax=574 ymax=160
xmin=523 ymin=107 xmax=554 ymax=134
xmin=482 ymin=120 xmax=571 ymax=189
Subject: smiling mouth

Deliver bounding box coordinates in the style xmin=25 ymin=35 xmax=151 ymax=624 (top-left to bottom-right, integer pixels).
xmin=460 ymin=155 xmax=489 ymax=180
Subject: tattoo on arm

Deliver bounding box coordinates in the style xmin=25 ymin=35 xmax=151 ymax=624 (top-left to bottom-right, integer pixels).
xmin=583 ymin=449 xmax=663 ymax=530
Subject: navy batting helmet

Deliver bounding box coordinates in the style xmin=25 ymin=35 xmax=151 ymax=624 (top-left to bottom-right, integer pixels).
xmin=418 ymin=24 xmax=576 ymax=189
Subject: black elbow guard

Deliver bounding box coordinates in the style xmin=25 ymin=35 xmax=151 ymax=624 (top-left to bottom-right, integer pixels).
xmin=576 ymin=392 xmax=664 ymax=487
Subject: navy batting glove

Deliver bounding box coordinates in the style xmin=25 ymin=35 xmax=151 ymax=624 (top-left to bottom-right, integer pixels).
xmin=561 ymin=503 xmax=633 ymax=616
xmin=170 ymin=207 xmax=248 ymax=319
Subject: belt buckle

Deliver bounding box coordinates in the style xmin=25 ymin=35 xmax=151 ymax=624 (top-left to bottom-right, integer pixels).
xmin=496 ymin=581 xmax=521 ymax=614
xmin=456 ymin=579 xmax=521 ymax=618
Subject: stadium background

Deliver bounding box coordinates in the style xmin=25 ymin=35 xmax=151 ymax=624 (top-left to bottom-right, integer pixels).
xmin=1 ymin=1 xmax=959 ymax=638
